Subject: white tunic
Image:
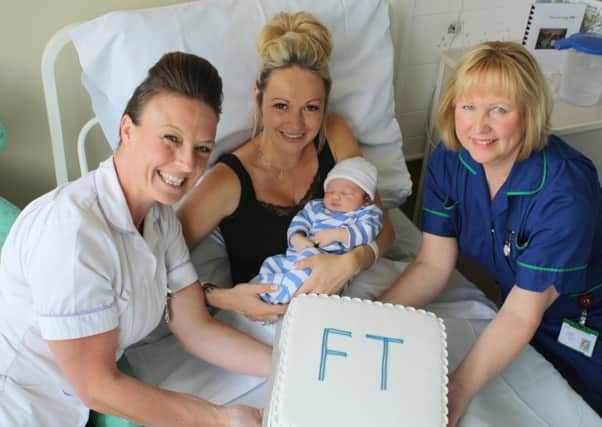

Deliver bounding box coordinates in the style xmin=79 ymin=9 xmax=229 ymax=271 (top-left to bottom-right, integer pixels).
xmin=0 ymin=158 xmax=198 ymax=426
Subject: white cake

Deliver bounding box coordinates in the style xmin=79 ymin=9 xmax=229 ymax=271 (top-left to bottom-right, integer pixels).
xmin=263 ymin=294 xmax=448 ymax=427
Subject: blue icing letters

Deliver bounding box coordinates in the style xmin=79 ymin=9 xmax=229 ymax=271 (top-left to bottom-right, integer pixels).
xmin=366 ymin=334 xmax=404 ymax=391
xmin=318 ymin=328 xmax=352 ymax=381
xmin=317 ymin=329 xmax=404 ymax=391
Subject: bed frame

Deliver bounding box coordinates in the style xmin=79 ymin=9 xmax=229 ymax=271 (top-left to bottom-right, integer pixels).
xmin=42 ymin=23 xmax=99 ymax=186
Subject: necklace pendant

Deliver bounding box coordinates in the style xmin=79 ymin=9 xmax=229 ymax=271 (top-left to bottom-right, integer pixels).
xmin=277 ymin=169 xmax=285 ymax=180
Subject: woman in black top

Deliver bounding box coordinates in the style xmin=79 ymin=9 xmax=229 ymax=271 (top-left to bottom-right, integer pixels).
xmin=178 ymin=11 xmax=394 ymax=322
xmin=217 ymin=136 xmax=335 ymax=286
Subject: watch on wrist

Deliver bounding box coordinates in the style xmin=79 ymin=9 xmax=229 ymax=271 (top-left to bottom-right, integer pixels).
xmin=201 ymin=282 xmax=219 ymax=308
xmin=201 ymin=282 xmax=218 ymax=294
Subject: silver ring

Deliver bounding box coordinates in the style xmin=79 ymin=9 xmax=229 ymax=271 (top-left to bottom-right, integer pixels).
xmin=261 ymin=320 xmax=273 ymax=326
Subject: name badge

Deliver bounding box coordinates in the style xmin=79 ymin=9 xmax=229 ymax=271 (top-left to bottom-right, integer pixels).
xmin=558 ymin=319 xmax=598 ymax=358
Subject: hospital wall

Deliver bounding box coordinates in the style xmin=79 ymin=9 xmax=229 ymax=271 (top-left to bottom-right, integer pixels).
xmin=0 ymin=0 xmax=556 ymax=209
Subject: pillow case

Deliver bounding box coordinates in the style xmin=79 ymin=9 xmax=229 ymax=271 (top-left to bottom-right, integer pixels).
xmin=70 ymin=0 xmax=411 ymax=207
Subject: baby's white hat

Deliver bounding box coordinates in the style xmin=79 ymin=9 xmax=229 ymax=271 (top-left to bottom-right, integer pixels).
xmin=324 ymin=156 xmax=378 ymax=201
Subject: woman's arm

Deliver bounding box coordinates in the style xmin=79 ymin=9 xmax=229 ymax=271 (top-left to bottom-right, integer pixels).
xmin=48 ymin=329 xmax=262 ymax=427
xmin=447 ymin=284 xmax=559 ymax=427
xmin=293 ymin=113 xmax=395 ymax=294
xmin=168 ymin=282 xmax=273 ymax=378
xmin=177 ymin=164 xmax=287 ymax=321
xmin=178 ymin=163 xmax=240 ymax=249
xmin=204 ymin=283 xmax=288 ymax=322
xmin=379 ymin=232 xmax=458 ymax=306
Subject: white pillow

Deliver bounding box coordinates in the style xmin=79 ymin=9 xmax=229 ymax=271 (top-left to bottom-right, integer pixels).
xmin=70 ymin=0 xmax=411 ymax=207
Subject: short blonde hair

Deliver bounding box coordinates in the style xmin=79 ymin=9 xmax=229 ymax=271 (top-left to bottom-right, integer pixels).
xmin=436 ymin=41 xmax=552 ymax=160
xmin=253 ymin=11 xmax=332 ymax=150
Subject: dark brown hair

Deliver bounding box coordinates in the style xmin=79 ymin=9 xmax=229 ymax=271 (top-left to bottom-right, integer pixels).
xmin=123 ymin=51 xmax=223 ymax=126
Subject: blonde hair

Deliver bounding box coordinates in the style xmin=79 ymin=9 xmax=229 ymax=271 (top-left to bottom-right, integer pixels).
xmin=253 ymin=11 xmax=333 ymax=150
xmin=436 ymin=41 xmax=552 ymax=160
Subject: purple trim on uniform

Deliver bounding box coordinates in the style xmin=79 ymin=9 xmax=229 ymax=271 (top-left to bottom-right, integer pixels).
xmin=168 ymin=259 xmax=192 ymax=274
xmin=37 ymin=302 xmax=116 ymax=318
xmin=93 ymin=169 xmax=137 ymax=236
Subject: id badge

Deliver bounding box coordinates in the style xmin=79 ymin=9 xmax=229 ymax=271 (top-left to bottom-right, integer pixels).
xmin=558 ymin=319 xmax=598 ymax=358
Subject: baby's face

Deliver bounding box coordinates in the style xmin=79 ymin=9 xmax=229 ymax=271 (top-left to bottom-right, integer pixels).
xmin=324 ymin=178 xmax=367 ymax=212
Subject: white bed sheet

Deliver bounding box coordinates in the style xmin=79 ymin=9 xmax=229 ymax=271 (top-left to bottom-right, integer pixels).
xmin=125 ymin=209 xmax=601 ymax=425
xmin=232 ymin=318 xmax=601 ymax=427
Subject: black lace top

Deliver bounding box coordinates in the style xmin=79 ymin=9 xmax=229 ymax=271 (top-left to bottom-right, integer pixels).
xmin=217 ymin=140 xmax=335 ymax=284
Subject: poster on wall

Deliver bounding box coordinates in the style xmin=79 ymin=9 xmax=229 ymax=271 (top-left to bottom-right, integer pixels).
xmin=580 ymin=0 xmax=602 ymax=33
xmin=522 ymin=2 xmax=587 ymax=70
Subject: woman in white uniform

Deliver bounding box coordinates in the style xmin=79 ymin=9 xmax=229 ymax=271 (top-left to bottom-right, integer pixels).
xmin=0 ymin=52 xmax=271 ymax=427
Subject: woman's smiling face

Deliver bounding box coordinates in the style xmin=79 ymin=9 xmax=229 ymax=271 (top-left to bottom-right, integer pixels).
xmin=259 ymin=65 xmax=326 ymax=153
xmin=454 ymin=83 xmax=525 ymax=174
xmin=122 ymin=93 xmax=217 ymax=207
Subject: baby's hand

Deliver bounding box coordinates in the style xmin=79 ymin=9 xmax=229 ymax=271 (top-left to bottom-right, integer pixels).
xmin=290 ymin=233 xmax=314 ymax=252
xmin=313 ymin=228 xmax=347 ymax=247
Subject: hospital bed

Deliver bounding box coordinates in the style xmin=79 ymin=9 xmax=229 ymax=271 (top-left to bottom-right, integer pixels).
xmin=41 ymin=0 xmax=601 ymax=425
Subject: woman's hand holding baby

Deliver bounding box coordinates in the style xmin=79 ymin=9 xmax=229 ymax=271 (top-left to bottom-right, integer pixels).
xmin=218 ymin=284 xmax=287 ymax=322
xmin=293 ymin=250 xmax=359 ymax=296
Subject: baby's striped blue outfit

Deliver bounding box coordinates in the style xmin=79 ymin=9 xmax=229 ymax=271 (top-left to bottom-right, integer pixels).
xmin=259 ymin=200 xmax=383 ymax=303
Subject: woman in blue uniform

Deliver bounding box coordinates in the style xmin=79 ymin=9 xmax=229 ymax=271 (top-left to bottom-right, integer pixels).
xmin=380 ymin=41 xmax=602 ymax=425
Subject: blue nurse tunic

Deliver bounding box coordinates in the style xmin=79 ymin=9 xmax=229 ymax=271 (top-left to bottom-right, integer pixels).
xmin=422 ymin=136 xmax=602 ymax=414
